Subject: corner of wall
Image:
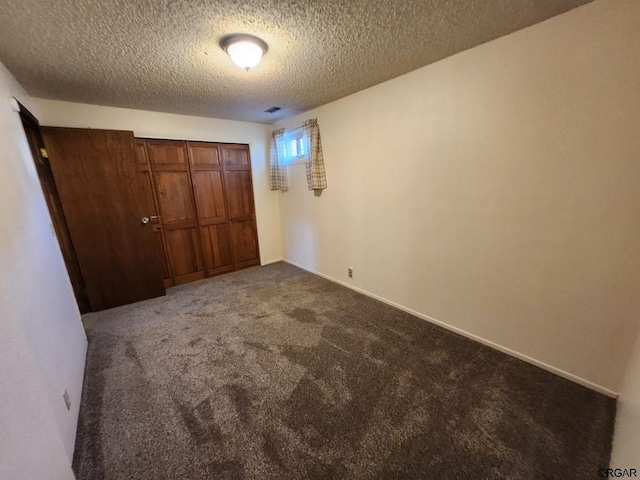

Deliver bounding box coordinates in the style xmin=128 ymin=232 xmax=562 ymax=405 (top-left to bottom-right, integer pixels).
xmin=611 ymin=334 xmax=640 ymax=467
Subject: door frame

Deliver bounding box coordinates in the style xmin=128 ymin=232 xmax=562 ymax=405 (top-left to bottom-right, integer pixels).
xmin=17 ymin=101 xmax=91 ymax=313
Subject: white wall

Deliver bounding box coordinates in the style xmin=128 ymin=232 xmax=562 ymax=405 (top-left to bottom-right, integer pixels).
xmin=276 ymin=0 xmax=640 ymax=395
xmin=0 ymin=62 xmax=86 ymax=479
xmin=33 ymin=99 xmax=283 ymax=265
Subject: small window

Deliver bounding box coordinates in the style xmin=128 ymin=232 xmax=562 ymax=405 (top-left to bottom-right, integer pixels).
xmin=282 ymin=128 xmax=306 ymax=165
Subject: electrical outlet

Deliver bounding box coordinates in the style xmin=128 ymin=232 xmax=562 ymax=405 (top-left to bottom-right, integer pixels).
xmin=348 ymin=267 xmax=353 ymax=278
xmin=63 ymin=389 xmax=71 ymax=411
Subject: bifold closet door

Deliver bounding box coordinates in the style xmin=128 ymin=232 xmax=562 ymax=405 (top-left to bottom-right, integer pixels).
xmin=135 ymin=140 xmax=174 ymax=288
xmin=187 ymin=142 xmax=234 ymax=276
xmin=220 ymin=145 xmax=260 ymax=269
xmin=41 ymin=127 xmax=166 ymax=311
xmin=146 ymin=140 xmax=205 ymax=285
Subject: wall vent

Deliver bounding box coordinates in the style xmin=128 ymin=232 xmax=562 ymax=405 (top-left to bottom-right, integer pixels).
xmin=264 ymin=106 xmax=281 ymax=113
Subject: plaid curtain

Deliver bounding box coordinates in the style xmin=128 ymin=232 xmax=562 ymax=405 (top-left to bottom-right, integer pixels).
xmin=270 ymin=128 xmax=288 ymax=191
xmin=302 ymin=119 xmax=327 ymax=191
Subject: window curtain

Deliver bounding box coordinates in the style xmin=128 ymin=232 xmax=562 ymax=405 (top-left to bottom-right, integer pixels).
xmin=270 ymin=128 xmax=288 ymax=191
xmin=302 ymin=119 xmax=327 ymax=191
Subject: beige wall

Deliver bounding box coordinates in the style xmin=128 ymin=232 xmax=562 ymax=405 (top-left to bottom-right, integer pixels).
xmin=276 ymin=0 xmax=640 ymax=394
xmin=34 ymin=99 xmax=283 ymax=265
xmin=0 ymin=62 xmax=85 ymax=479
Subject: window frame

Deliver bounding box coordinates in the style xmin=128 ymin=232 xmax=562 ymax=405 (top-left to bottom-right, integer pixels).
xmin=282 ymin=127 xmax=307 ymax=165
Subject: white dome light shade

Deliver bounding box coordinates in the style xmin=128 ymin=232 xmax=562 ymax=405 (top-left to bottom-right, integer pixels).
xmin=221 ymin=35 xmax=268 ymax=71
xmin=227 ymin=41 xmax=263 ymax=69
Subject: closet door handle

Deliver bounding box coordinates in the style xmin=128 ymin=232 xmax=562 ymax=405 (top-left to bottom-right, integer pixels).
xmin=229 ymin=217 xmax=236 ymax=222
xmin=141 ymin=215 xmax=160 ymax=225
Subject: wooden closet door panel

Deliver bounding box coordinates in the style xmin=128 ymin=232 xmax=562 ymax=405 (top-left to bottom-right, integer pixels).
xmin=154 ymin=171 xmax=197 ymax=224
xmin=42 ymin=127 xmax=166 ymax=311
xmin=201 ymin=224 xmax=234 ymax=274
xmin=147 ymin=140 xmax=204 ymax=284
xmin=225 ymin=170 xmax=255 ymax=220
xmin=135 ymin=140 xmax=173 ymax=287
xmin=221 ymin=147 xmax=250 ymax=170
xmin=189 ymin=143 xmax=221 ymax=167
xmin=148 ymin=142 xmax=187 ymax=165
xmin=164 ymin=229 xmax=204 ymax=279
xmin=221 ymin=145 xmax=260 ymax=269
xmin=193 ymin=169 xmax=234 ymax=273
xmin=230 ymin=221 xmax=259 ymax=266
xmin=191 ymin=170 xmax=227 ymax=223
xmin=187 ymin=141 xmax=235 ymax=276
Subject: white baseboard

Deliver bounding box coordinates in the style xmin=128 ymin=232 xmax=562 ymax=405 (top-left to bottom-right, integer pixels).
xmin=260 ymin=258 xmax=284 ymax=266
xmin=283 ymin=259 xmax=619 ymax=399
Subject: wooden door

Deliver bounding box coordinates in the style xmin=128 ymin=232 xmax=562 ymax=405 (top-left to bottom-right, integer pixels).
xmin=19 ymin=108 xmax=91 ymax=313
xmin=220 ymin=145 xmax=260 ymax=269
xmin=135 ymin=140 xmax=174 ymax=288
xmin=41 ymin=127 xmax=166 ymax=311
xmin=147 ymin=140 xmax=205 ymax=285
xmin=187 ymin=142 xmax=234 ymax=276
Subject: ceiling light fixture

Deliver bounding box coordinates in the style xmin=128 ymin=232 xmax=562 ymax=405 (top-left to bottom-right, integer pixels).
xmin=220 ymin=34 xmax=268 ymax=71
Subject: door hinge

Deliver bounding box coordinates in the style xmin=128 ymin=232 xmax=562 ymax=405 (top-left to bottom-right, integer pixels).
xmin=40 ymin=148 xmax=49 ymax=159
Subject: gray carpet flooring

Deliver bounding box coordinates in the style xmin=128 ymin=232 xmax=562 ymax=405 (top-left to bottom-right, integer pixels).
xmin=73 ymin=262 xmax=615 ymax=479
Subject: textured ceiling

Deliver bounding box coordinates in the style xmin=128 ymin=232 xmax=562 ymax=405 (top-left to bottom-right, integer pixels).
xmin=0 ymin=0 xmax=592 ymax=124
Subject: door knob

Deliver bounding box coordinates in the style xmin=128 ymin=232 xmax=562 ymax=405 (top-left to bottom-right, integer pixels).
xmin=141 ymin=217 xmax=150 ymax=224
